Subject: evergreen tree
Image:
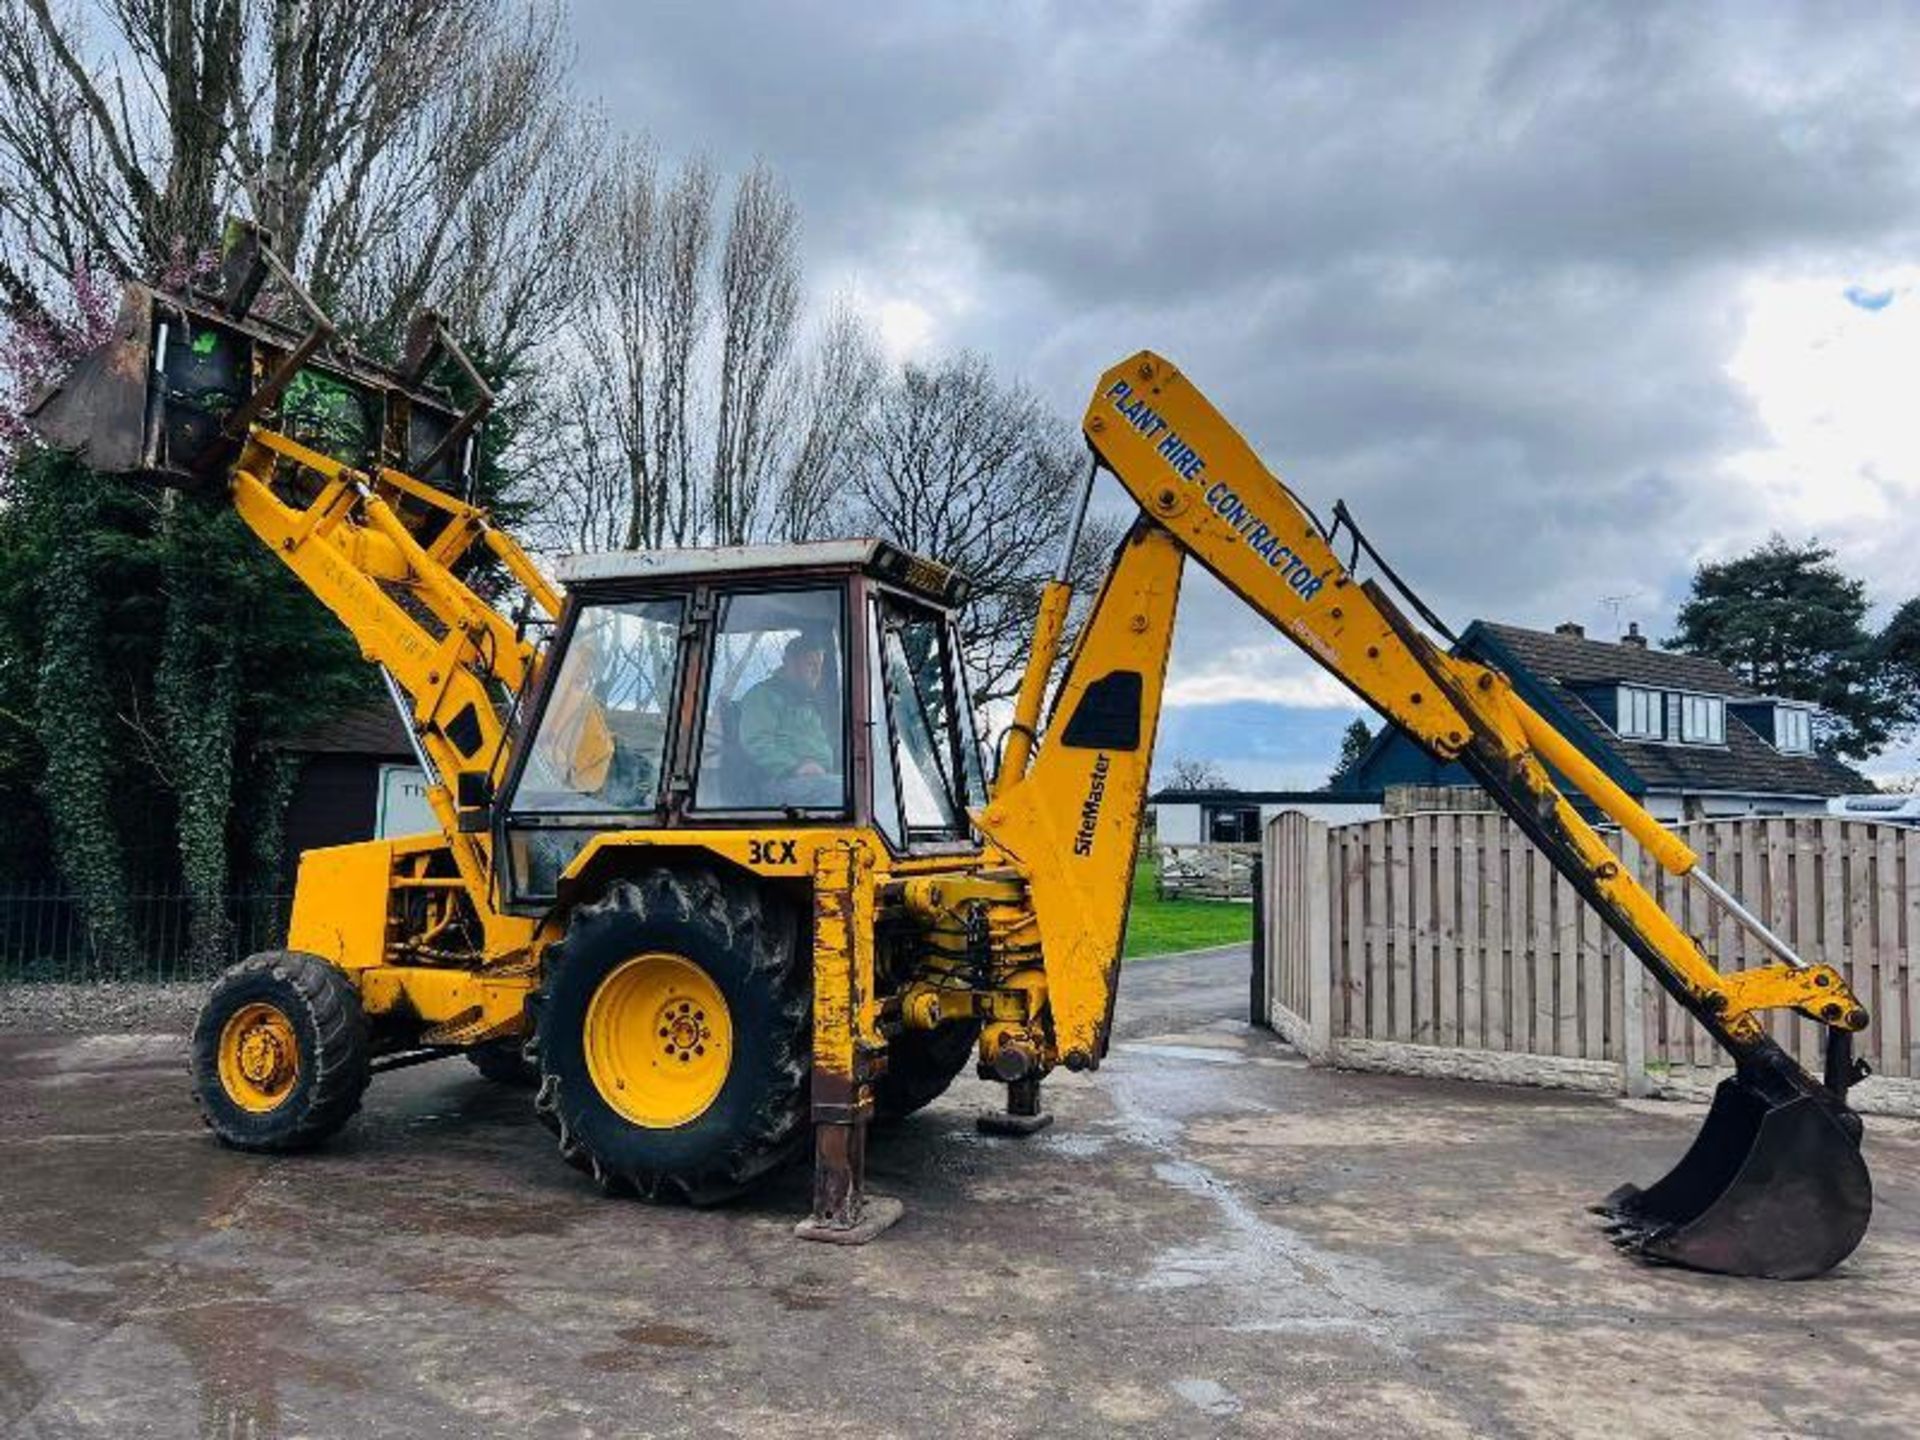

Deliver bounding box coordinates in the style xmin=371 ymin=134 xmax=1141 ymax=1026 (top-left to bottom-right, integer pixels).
xmin=1331 ymin=718 xmax=1374 ymax=785
xmin=1875 ymin=597 xmax=1920 ymax=739
xmin=1668 ymin=536 xmax=1895 ymax=760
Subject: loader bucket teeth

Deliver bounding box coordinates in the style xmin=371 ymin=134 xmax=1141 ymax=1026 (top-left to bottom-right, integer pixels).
xmin=1594 ymin=1072 xmax=1871 ymax=1280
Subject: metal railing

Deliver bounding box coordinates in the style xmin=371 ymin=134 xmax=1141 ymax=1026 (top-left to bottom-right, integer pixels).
xmin=0 ymin=886 xmax=291 ymax=983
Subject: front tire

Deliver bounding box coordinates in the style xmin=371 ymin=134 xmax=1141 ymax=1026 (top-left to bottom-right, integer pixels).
xmin=533 ymin=870 xmax=808 ymax=1204
xmin=191 ymin=950 xmax=371 ymax=1151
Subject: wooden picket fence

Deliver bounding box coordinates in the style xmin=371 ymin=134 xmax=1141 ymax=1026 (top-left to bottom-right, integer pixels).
xmin=1263 ymin=810 xmax=1920 ymax=1102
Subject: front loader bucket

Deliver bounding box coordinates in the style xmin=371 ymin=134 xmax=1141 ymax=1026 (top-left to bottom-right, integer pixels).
xmin=1595 ymin=1071 xmax=1870 ymax=1280
xmin=25 ymin=286 xmax=159 ymax=475
xmin=25 ymin=222 xmax=484 ymax=494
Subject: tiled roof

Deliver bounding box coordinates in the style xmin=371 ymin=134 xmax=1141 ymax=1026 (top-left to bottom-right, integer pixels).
xmin=279 ymin=701 xmax=415 ymax=757
xmin=1464 ymin=623 xmax=1865 ymax=799
xmin=1476 ymin=622 xmax=1762 ymax=697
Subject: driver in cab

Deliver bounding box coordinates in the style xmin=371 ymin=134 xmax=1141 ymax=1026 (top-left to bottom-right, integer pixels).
xmin=738 ymin=632 xmax=840 ymax=806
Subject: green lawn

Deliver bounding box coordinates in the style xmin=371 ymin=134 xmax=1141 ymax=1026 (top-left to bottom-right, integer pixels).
xmin=1122 ymin=852 xmax=1254 ymax=959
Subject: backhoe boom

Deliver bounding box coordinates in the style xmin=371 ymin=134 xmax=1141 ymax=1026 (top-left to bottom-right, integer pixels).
xmin=982 ymin=351 xmax=1872 ymax=1278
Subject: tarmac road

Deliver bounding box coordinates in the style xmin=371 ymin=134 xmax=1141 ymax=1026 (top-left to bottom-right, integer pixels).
xmin=3 ymin=944 xmax=1919 ymax=1439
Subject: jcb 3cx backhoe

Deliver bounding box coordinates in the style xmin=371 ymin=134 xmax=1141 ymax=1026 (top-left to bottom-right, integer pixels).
xmin=29 ymin=228 xmax=1872 ymax=1277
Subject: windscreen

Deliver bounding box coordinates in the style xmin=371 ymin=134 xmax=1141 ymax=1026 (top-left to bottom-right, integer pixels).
xmin=508 ymin=597 xmax=683 ymax=815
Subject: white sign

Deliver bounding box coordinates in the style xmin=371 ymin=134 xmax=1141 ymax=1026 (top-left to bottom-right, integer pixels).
xmin=375 ymin=764 xmax=436 ymax=839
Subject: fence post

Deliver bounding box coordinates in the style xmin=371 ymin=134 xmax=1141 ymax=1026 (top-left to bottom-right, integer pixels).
xmin=1249 ymin=854 xmax=1268 ymax=1029
xmin=1616 ymin=832 xmax=1652 ymax=1097
xmin=1305 ymin=820 xmax=1333 ymax=1058
xmin=1621 ymin=936 xmax=1650 ymax=1098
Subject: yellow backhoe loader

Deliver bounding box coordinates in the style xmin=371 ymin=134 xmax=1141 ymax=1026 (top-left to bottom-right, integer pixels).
xmin=28 ymin=226 xmax=1872 ymax=1277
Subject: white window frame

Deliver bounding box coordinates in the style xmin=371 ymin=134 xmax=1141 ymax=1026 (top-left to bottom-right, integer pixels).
xmin=1617 ymin=685 xmax=1663 ymax=739
xmin=1775 ymin=706 xmax=1813 ymax=754
xmin=1680 ymin=693 xmax=1725 ymax=745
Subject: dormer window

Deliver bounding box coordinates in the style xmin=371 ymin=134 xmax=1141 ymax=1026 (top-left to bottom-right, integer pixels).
xmin=1775 ymin=706 xmax=1813 ymax=754
xmin=1617 ymin=686 xmax=1663 ymax=739
xmin=1680 ymin=694 xmax=1725 ymax=745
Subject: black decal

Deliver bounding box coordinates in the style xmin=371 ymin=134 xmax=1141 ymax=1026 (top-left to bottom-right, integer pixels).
xmin=1061 ymin=670 xmax=1143 ymax=750
xmin=1074 ymin=753 xmax=1113 ymax=857
xmin=446 ymin=702 xmax=484 ymax=758
xmin=750 ymin=837 xmax=800 ymax=866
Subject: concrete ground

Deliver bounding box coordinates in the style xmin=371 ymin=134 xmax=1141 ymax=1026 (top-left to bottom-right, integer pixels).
xmin=3 ymin=947 xmax=1918 ymax=1440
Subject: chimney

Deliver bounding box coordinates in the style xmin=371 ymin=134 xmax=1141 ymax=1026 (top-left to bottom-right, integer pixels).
xmin=1621 ymin=621 xmax=1648 ymax=649
xmin=1554 ymin=621 xmax=1585 ymax=638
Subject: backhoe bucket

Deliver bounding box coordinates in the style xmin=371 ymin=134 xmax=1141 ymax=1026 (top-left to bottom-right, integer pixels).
xmin=1594 ymin=1071 xmax=1870 ymax=1279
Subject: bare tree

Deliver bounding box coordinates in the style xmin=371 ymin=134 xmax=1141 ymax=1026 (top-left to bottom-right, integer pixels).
xmin=708 ymin=161 xmax=798 ymax=544
xmin=771 ymin=300 xmax=881 ymax=543
xmin=555 ymin=150 xmax=856 ymax=554
xmin=527 ymin=367 xmax=633 ymax=553
xmin=845 ymin=352 xmax=1114 ymax=707
xmin=1162 ymin=756 xmax=1232 ymax=791
xmin=563 ymin=144 xmax=715 ymax=551
xmin=646 ymin=157 xmax=713 ymax=546
xmin=0 ymin=0 xmax=593 ymax=361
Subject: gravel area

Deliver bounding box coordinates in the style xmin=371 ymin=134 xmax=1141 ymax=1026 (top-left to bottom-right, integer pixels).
xmin=0 ymin=980 xmax=202 ymax=1033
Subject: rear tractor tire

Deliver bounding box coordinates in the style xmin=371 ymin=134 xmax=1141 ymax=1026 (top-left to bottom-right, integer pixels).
xmin=533 ymin=869 xmax=809 ymax=1205
xmin=875 ymin=1020 xmax=982 ymax=1121
xmin=190 ymin=950 xmax=372 ymax=1151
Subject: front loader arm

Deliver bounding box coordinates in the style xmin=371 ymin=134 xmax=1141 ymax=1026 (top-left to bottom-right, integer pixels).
xmin=227 ymin=427 xmax=558 ymax=947
xmin=25 ymin=227 xmax=564 ymax=956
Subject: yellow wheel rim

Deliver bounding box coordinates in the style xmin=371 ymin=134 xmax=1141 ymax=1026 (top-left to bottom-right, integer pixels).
xmin=217 ymin=1001 xmax=301 ymax=1113
xmin=585 ymin=953 xmax=733 ymax=1129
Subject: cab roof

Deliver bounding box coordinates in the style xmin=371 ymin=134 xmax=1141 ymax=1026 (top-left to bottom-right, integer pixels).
xmin=551 ymin=537 xmax=970 ymax=607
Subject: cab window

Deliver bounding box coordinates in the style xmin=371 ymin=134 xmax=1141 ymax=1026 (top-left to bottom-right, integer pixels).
xmin=875 ymin=599 xmax=986 ymax=843
xmin=508 ymin=597 xmax=682 ymax=815
xmin=695 ymin=588 xmax=847 ymax=812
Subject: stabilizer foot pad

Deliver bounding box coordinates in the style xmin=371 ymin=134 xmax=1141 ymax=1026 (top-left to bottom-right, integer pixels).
xmin=794 ymin=1196 xmax=904 ymax=1246
xmin=977 ymin=1110 xmax=1055 ymax=1137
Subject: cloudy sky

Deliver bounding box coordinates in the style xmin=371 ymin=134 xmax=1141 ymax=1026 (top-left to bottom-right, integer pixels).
xmin=570 ymin=0 xmax=1920 ymax=784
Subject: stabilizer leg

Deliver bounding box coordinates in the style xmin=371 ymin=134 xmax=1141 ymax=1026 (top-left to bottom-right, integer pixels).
xmin=796 ymin=842 xmax=902 ymax=1245
xmin=978 ymin=1075 xmax=1055 ymax=1137
xmin=795 ymin=1104 xmax=902 ymax=1245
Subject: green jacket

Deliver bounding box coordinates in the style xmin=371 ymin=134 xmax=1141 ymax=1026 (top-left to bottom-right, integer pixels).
xmin=738 ymin=673 xmax=834 ymax=776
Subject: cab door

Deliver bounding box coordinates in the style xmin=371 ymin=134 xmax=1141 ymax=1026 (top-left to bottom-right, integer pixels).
xmin=865 ymin=592 xmax=988 ymax=854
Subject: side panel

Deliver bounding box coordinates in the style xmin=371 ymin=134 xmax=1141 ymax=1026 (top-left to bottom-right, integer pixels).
xmin=975 ymin=523 xmax=1185 ymax=1064
xmin=287 ymin=839 xmax=403 ymax=970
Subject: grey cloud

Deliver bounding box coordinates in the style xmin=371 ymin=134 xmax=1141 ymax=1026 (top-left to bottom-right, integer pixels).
xmin=568 ymin=0 xmax=1920 ymax=698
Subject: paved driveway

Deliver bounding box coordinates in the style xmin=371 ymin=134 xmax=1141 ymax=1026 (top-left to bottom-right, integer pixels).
xmin=4 ymin=946 xmax=1918 ymax=1438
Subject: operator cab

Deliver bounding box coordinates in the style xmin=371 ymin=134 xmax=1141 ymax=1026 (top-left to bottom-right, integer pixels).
xmin=498 ymin=539 xmax=988 ymax=906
